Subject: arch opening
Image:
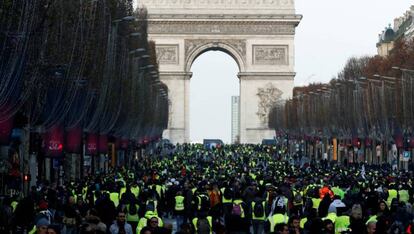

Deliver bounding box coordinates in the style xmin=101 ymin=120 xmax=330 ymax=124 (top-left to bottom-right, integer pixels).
xmin=185 ymin=41 xmax=246 ymax=73
xmin=189 ymin=50 xmax=240 ymax=144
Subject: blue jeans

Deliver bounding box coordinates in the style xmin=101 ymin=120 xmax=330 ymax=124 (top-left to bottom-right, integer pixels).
xmin=64 ymin=225 xmax=78 ymax=234
xmin=176 ymin=215 xmax=185 ymax=231
xmin=252 ymin=220 xmax=265 ymax=234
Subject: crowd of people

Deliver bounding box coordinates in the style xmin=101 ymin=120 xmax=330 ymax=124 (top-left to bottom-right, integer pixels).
xmin=1 ymin=143 xmax=414 ymax=234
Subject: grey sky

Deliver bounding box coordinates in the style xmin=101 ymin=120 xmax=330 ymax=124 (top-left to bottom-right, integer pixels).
xmin=134 ymin=0 xmax=413 ymax=143
xmin=295 ymin=0 xmax=413 ymax=85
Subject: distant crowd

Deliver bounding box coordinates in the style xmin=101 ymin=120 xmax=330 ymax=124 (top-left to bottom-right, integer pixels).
xmin=1 ymin=143 xmax=414 ymax=234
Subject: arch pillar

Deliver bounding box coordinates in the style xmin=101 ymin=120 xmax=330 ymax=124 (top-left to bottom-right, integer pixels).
xmin=238 ymin=72 xmax=295 ymax=143
xmin=160 ymin=72 xmax=192 ymax=144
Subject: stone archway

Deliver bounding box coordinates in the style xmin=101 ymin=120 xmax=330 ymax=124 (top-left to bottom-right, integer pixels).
xmin=184 ymin=40 xmax=247 ymax=73
xmin=142 ymin=0 xmax=301 ymax=143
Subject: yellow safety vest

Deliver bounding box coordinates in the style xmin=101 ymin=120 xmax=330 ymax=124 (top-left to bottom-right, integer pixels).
xmin=312 ymin=198 xmax=321 ymax=209
xmin=252 ymin=201 xmax=266 ymax=221
xmin=233 ymin=199 xmax=245 ymax=218
xmin=110 ymin=192 xmax=120 ymax=207
xmin=146 ymin=199 xmax=158 ymax=215
xmin=131 ymin=186 xmax=140 ymax=198
xmin=175 ymin=196 xmax=185 ymax=211
xmin=268 ymin=213 xmax=289 ymax=232
xmin=335 ymin=215 xmax=350 ymax=233
xmin=126 ymin=204 xmax=140 ymax=222
xmin=323 ymin=212 xmax=337 ymax=223
xmin=293 ymin=190 xmax=303 ymax=206
xmin=300 ymin=217 xmax=307 ymax=229
xmin=192 ymin=216 xmax=213 ymax=234
xmin=28 ymin=225 xmax=36 ymax=234
xmin=399 ymin=190 xmax=409 ymax=203
xmin=136 ymin=212 xmax=163 ymax=234
xmin=82 ymin=186 xmax=88 ymax=200
xmin=366 ymin=215 xmax=377 ymax=225
xmin=387 ymin=189 xmax=398 ymax=206
xmin=155 ymin=185 xmax=162 ymax=198
xmin=11 ymin=201 xmax=18 ymax=212
xmin=120 ymin=187 xmax=127 ymax=198
xmin=221 ymin=188 xmax=232 ymax=203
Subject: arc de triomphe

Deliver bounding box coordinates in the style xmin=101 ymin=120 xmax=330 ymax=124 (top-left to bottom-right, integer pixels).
xmin=141 ymin=0 xmax=301 ymax=143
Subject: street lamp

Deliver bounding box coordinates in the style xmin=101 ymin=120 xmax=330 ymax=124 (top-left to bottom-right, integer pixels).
xmin=129 ymin=32 xmax=141 ymax=37
xmin=113 ymin=16 xmax=136 ymax=23
xmin=373 ymin=74 xmax=397 ymax=83
xmin=393 ymin=66 xmax=414 ymax=74
xmin=129 ymin=48 xmax=146 ymax=55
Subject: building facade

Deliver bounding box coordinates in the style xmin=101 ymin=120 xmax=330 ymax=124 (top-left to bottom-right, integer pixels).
xmin=377 ymin=5 xmax=414 ymax=57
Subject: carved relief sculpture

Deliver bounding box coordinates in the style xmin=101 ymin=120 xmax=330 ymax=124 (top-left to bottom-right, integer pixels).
xmin=156 ymin=45 xmax=179 ymax=64
xmin=257 ymin=83 xmax=283 ymax=126
xmin=253 ymin=45 xmax=288 ymax=65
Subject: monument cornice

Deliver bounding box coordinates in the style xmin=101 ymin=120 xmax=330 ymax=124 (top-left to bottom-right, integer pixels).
xmin=160 ymin=72 xmax=193 ymax=80
xmin=148 ymin=20 xmax=297 ymax=35
xmin=238 ymin=72 xmax=296 ymax=80
xmin=148 ymin=14 xmax=302 ymax=22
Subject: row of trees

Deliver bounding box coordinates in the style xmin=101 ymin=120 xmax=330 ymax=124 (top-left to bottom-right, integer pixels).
xmin=0 ymin=0 xmax=168 ymax=151
xmin=269 ymin=39 xmax=414 ymax=148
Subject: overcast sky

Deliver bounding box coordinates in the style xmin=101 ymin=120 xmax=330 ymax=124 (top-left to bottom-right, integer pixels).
xmin=134 ymin=0 xmax=413 ymax=143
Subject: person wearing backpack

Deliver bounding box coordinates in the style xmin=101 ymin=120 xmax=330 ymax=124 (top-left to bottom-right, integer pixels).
xmin=226 ymin=194 xmax=249 ymax=233
xmin=192 ymin=212 xmax=212 ymax=234
xmin=251 ymin=199 xmax=267 ymax=234
xmin=145 ymin=198 xmax=158 ymax=216
xmin=292 ymin=187 xmax=304 ymax=217
xmin=194 ymin=191 xmax=210 ymax=213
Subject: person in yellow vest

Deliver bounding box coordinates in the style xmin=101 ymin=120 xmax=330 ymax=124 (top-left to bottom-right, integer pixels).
xmin=398 ymin=188 xmax=410 ymax=204
xmin=136 ymin=211 xmax=164 ymax=234
xmin=221 ymin=186 xmax=233 ymax=216
xmin=292 ymin=187 xmax=304 ymax=217
xmin=226 ymin=196 xmax=249 ymax=233
xmin=126 ymin=202 xmax=140 ymax=233
xmin=335 ymin=215 xmax=350 ymax=233
xmin=387 ymin=188 xmax=398 ymax=206
xmin=251 ymin=199 xmax=267 ymax=234
xmin=174 ymin=191 xmax=186 ymax=232
xmin=267 ymin=212 xmax=289 ymax=233
xmin=192 ymin=212 xmax=213 ymax=234
xmin=110 ymin=191 xmax=120 ymax=208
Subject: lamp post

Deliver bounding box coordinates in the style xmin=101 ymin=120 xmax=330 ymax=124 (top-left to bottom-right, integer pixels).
xmin=374 ymin=74 xmax=401 ymax=168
